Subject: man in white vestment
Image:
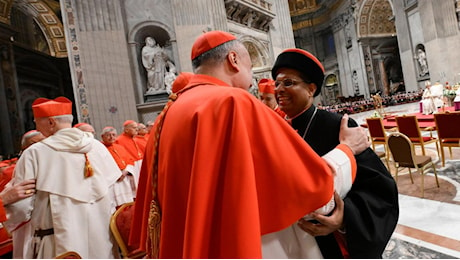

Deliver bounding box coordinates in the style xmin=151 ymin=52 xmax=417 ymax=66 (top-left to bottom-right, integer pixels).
xmin=421 ymin=82 xmax=437 ymax=115
xmin=4 ymin=97 xmax=121 ymax=258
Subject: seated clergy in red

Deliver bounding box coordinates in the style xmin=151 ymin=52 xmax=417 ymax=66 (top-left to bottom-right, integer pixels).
xmin=101 ymin=126 xmax=137 ymax=201
xmin=258 ymin=78 xmax=286 ymax=118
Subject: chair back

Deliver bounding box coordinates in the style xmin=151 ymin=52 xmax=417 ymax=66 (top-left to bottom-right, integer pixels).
xmin=366 ymin=117 xmax=386 ymax=139
xmin=395 ymin=115 xmax=421 ymax=140
xmin=110 ymin=202 xmax=135 ymax=258
xmin=434 ymin=112 xmax=460 ymax=139
xmin=387 ymin=132 xmax=416 ymax=168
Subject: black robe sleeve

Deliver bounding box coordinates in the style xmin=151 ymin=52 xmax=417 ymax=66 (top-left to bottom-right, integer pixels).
xmin=300 ymin=110 xmax=399 ymax=258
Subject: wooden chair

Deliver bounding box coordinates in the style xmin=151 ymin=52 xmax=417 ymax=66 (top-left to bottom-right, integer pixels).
xmin=387 ymin=132 xmax=439 ymax=198
xmin=365 ymin=117 xmax=393 ymax=157
xmin=110 ymin=202 xmax=146 ymax=259
xmin=395 ymin=115 xmax=440 ymax=157
xmin=434 ymin=112 xmax=460 ymax=166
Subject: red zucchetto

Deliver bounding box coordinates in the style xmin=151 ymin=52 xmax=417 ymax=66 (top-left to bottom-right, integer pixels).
xmin=191 ymin=30 xmax=237 ymax=60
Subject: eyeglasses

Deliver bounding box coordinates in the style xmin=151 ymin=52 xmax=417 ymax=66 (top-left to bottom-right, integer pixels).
xmin=274 ymin=78 xmax=309 ymax=88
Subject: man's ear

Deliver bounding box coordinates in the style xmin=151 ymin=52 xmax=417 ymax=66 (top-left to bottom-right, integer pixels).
xmin=308 ymin=83 xmax=317 ymax=96
xmin=48 ymin=117 xmax=56 ymax=126
xmin=226 ymin=51 xmax=240 ymax=72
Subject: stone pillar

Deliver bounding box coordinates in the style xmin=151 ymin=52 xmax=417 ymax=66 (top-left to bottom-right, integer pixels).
xmin=60 ymin=0 xmax=138 ymax=132
xmin=210 ymin=0 xmax=227 ymax=30
xmin=378 ymin=58 xmax=390 ymax=95
xmin=272 ymin=0 xmax=295 ymax=51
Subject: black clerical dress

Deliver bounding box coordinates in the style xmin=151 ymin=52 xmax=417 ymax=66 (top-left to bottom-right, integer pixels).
xmin=290 ymin=105 xmax=399 ymax=258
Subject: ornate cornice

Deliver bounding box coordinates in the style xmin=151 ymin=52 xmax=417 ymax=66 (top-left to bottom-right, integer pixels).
xmin=224 ymin=0 xmax=275 ymax=32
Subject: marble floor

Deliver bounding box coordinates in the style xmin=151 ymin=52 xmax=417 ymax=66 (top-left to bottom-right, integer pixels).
xmin=349 ymin=103 xmax=460 ymax=259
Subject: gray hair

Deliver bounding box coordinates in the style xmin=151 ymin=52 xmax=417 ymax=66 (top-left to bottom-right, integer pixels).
xmin=192 ymin=39 xmax=239 ymax=71
xmin=101 ymin=126 xmax=117 ymax=136
xmin=51 ymin=114 xmax=74 ymax=124
xmin=20 ymin=131 xmax=42 ymax=148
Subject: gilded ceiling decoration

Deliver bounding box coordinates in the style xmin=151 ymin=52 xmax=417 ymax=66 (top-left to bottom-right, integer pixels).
xmin=0 ymin=0 xmax=13 ymax=24
xmin=0 ymin=0 xmax=66 ymax=57
xmin=289 ymin=0 xmax=344 ymax=30
xmin=358 ymin=0 xmax=395 ymax=38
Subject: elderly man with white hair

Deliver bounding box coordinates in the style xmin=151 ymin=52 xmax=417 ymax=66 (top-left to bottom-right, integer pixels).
xmin=4 ymin=97 xmax=122 ymax=258
xmin=101 ymin=126 xmax=137 ymax=200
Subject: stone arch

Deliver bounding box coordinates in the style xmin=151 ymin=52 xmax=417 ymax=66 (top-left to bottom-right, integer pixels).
xmin=357 ymin=0 xmax=396 ymax=38
xmin=238 ymin=35 xmax=271 ymax=84
xmin=9 ymin=0 xmax=66 ymax=57
xmin=239 ymin=35 xmax=269 ymax=70
xmin=128 ymin=21 xmax=176 ymax=102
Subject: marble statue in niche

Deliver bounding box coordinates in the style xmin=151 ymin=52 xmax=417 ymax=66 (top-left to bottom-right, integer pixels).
xmin=415 ymin=45 xmax=429 ymax=77
xmin=142 ymin=36 xmax=176 ymax=94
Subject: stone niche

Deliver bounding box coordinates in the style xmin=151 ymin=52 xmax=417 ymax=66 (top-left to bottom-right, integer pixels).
xmin=135 ymin=26 xmax=175 ymax=103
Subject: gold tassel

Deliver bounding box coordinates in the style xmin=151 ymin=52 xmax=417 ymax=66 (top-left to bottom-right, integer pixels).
xmin=148 ymin=200 xmax=161 ymax=258
xmin=84 ymin=153 xmax=94 ymax=178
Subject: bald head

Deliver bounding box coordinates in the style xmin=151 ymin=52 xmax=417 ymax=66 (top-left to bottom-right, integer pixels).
xmin=74 ymin=123 xmax=95 ymax=136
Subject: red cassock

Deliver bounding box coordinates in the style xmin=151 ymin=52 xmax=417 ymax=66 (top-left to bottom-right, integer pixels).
xmin=103 ymin=143 xmax=135 ymax=170
xmin=0 ymin=165 xmax=14 ymax=192
xmin=114 ymin=133 xmax=144 ymax=161
xmin=134 ymin=136 xmax=148 ymax=150
xmin=130 ymin=74 xmax=347 ymax=258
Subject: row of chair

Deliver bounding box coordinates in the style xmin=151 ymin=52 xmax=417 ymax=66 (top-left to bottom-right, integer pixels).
xmin=367 ymin=112 xmax=460 ymax=167
xmin=367 ymin=112 xmax=460 ymax=198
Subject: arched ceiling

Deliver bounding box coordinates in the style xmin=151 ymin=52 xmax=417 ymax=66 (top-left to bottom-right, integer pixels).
xmin=358 ymin=0 xmax=396 ymax=38
xmin=289 ymin=0 xmax=396 ymax=39
xmin=288 ymin=0 xmax=345 ymax=30
xmin=0 ymin=0 xmax=66 ymax=57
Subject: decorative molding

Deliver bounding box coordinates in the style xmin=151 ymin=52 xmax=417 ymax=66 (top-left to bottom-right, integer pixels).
xmin=63 ymin=0 xmax=91 ymax=124
xmin=224 ymin=0 xmax=275 ymax=32
xmin=358 ymin=0 xmax=395 ymax=38
xmin=0 ymin=0 xmax=12 ymax=24
xmin=8 ymin=0 xmax=67 ymax=57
